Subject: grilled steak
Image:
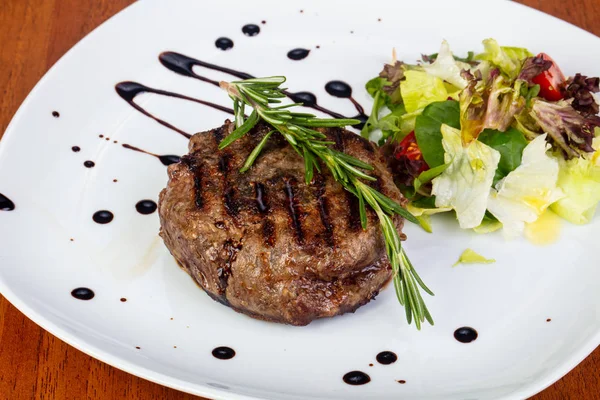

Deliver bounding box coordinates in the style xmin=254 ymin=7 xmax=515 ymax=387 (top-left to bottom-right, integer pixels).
xmin=158 ymin=120 xmax=405 ymax=325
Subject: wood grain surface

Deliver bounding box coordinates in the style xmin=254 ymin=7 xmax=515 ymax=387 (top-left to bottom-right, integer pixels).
xmin=0 ymin=0 xmax=598 ymax=398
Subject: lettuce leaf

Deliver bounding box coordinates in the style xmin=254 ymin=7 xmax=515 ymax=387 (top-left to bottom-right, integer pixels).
xmin=487 ymin=134 xmax=563 ymax=238
xmin=414 ymin=100 xmax=460 ymax=168
xmin=459 ymin=70 xmax=526 ymax=143
xmin=475 ymin=39 xmax=532 ymax=80
xmin=483 ymin=76 xmax=526 ymax=132
xmin=401 ymin=70 xmax=450 ymax=113
xmin=422 ymin=40 xmax=470 ymax=89
xmin=530 ymin=98 xmax=600 ymax=159
xmin=478 ymin=127 xmax=529 ymax=184
xmin=550 ymin=142 xmax=600 ymax=224
xmin=431 ymin=124 xmax=501 ymax=228
xmin=453 ymin=249 xmax=496 ymax=267
xmin=473 ymin=212 xmax=503 ymax=234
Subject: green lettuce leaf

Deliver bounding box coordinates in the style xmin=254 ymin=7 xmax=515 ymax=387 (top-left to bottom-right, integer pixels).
xmin=401 ymin=70 xmax=450 ymax=113
xmin=487 ymin=134 xmax=563 ymax=238
xmin=478 ymin=127 xmax=529 ymax=184
xmin=422 ymin=40 xmax=470 ymax=89
xmin=475 ymin=38 xmax=533 ymax=80
xmin=453 ymin=249 xmax=496 ymax=267
xmin=431 ymin=124 xmax=501 ymax=229
xmin=473 ymin=211 xmax=503 ymax=234
xmin=361 ymin=76 xmax=408 ymax=141
xmin=550 ymin=141 xmax=600 ymax=224
xmin=414 ymin=100 xmax=460 ymax=168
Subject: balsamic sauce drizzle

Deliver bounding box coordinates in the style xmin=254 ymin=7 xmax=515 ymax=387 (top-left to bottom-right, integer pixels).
xmin=115 ymin=81 xmax=234 ymax=139
xmin=155 ymin=51 xmax=366 ymax=128
xmin=121 ymin=144 xmax=181 ymax=166
xmin=0 ymin=193 xmax=15 ymax=211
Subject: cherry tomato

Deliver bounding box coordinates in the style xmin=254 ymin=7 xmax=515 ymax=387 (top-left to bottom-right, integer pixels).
xmin=394 ymin=132 xmax=429 ymax=174
xmin=531 ymin=53 xmax=566 ymax=101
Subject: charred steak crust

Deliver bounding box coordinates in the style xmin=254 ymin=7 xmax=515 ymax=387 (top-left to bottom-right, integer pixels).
xmin=158 ymin=120 xmax=405 ymax=325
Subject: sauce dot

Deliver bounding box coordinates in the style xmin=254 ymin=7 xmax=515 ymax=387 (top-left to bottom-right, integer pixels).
xmin=215 ymin=37 xmax=234 ymax=51
xmin=242 ymin=24 xmax=260 ymax=37
xmin=212 ymin=346 xmax=236 ymax=360
xmin=343 ymin=371 xmax=370 ymax=385
xmin=93 ymin=210 xmax=114 ymax=224
xmin=52 ymin=111 xmax=60 ymax=118
xmin=397 ymin=380 xmax=406 ymax=384
xmin=136 ymin=200 xmax=157 ymax=215
xmin=289 ymin=92 xmax=317 ymax=107
xmin=71 ymin=287 xmax=94 ymax=300
xmin=113 ymin=179 xmax=118 ymax=183
xmin=325 ymin=81 xmax=353 ymax=98
xmin=261 ymin=20 xmax=266 ymax=24
xmin=72 ymin=146 xmax=81 ymax=152
xmin=120 ymin=298 xmax=127 ymax=302
xmin=546 ymin=318 xmax=552 ymax=322
xmin=99 ymin=134 xmax=104 ymax=138
xmin=376 ymin=351 xmax=398 ymax=365
xmin=135 ymin=346 xmax=140 ymax=350
xmin=287 ymin=48 xmax=310 ymax=61
xmin=84 ymin=160 xmax=95 ymax=168
xmin=454 ymin=327 xmax=478 ymax=343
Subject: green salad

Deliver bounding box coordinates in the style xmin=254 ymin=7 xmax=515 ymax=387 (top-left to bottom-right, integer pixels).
xmin=363 ymin=38 xmax=600 ymax=237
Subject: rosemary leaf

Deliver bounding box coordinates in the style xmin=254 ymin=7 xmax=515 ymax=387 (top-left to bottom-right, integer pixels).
xmin=240 ymin=130 xmax=274 ymax=173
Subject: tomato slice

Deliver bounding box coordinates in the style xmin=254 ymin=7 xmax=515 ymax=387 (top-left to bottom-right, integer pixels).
xmin=531 ymin=53 xmax=566 ymax=101
xmin=394 ymin=132 xmax=429 ymax=174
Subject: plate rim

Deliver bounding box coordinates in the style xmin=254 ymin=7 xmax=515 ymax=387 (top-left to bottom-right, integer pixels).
xmin=0 ymin=1 xmax=599 ymax=399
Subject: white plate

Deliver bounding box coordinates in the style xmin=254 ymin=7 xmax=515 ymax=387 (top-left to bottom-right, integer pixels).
xmin=1 ymin=0 xmax=599 ymax=399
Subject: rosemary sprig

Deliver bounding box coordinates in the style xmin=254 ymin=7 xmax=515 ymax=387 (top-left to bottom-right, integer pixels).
xmin=218 ymin=76 xmax=434 ymax=329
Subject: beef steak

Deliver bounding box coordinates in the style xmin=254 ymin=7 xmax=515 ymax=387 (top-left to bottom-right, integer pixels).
xmin=158 ymin=120 xmax=405 ymax=325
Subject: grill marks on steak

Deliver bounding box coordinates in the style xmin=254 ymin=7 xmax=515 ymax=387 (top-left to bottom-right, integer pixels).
xmin=158 ymin=120 xmax=405 ymax=325
xmin=283 ymin=177 xmax=305 ymax=245
xmin=313 ymin=174 xmax=335 ymax=247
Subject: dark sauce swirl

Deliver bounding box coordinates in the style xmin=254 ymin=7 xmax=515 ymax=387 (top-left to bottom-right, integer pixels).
xmin=0 ymin=193 xmax=15 ymax=211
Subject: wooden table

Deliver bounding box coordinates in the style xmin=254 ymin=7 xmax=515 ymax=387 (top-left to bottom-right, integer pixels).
xmin=0 ymin=0 xmax=599 ymax=398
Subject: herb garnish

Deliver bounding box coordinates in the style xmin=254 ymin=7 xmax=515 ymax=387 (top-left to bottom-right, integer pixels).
xmin=219 ymin=76 xmax=434 ymax=329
